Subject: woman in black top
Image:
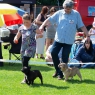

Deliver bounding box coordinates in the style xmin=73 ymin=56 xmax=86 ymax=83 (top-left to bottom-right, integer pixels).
xmin=35 ymin=6 xmax=49 ymax=59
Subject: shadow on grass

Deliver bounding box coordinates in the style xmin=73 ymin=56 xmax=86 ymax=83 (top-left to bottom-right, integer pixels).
xmin=30 ymin=83 xmax=69 ymax=89
xmin=82 ymin=79 xmax=95 ymax=84
xmin=0 ymin=63 xmax=54 ymax=72
xmin=66 ymin=79 xmax=95 ymax=84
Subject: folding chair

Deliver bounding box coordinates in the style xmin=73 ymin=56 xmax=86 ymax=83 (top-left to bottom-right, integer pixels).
xmin=3 ymin=33 xmax=22 ymax=65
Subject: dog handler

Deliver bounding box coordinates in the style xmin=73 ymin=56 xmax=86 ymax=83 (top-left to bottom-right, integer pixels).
xmin=14 ymin=13 xmax=42 ymax=83
xmin=39 ymin=0 xmax=90 ymax=80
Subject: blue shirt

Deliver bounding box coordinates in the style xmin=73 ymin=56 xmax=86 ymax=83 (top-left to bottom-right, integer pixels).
xmin=48 ymin=9 xmax=84 ymax=44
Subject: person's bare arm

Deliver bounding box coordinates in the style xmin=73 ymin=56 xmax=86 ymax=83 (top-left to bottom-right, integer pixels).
xmin=35 ymin=14 xmax=43 ymax=25
xmin=89 ymin=28 xmax=94 ymax=35
xmin=81 ymin=26 xmax=90 ymax=41
xmin=39 ymin=18 xmax=51 ymax=32
xmin=81 ymin=26 xmax=89 ymax=37
xmin=36 ymin=29 xmax=42 ymax=34
xmin=14 ymin=31 xmax=21 ymax=43
xmin=89 ymin=29 xmax=92 ymax=34
xmin=35 ymin=28 xmax=43 ymax=39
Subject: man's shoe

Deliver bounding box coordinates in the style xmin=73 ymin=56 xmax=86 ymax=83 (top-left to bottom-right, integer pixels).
xmin=52 ymin=72 xmax=58 ymax=77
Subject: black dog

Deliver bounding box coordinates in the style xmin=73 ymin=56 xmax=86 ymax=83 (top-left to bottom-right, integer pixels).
xmin=21 ymin=66 xmax=43 ymax=85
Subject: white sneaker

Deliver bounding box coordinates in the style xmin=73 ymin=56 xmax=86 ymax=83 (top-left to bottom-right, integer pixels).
xmin=21 ymin=79 xmax=26 ymax=84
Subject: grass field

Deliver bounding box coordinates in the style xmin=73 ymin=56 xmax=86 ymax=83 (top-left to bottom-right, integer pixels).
xmin=0 ymin=45 xmax=95 ymax=95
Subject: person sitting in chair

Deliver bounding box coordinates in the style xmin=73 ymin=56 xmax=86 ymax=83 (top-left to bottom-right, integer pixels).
xmin=69 ymin=39 xmax=95 ymax=68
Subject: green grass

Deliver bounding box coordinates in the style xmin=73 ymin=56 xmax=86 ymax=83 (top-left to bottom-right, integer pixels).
xmin=0 ymin=44 xmax=95 ymax=95
xmin=0 ymin=63 xmax=95 ymax=95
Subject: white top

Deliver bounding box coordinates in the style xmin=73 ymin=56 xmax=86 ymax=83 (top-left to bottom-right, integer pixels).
xmin=89 ymin=28 xmax=95 ymax=44
xmin=91 ymin=28 xmax=95 ymax=34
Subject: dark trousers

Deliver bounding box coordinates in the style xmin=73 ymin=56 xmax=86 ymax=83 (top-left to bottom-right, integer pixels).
xmin=22 ymin=56 xmax=31 ymax=67
xmin=51 ymin=41 xmax=72 ymax=77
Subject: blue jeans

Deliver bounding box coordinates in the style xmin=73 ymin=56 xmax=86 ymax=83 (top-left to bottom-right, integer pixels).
xmin=51 ymin=41 xmax=72 ymax=77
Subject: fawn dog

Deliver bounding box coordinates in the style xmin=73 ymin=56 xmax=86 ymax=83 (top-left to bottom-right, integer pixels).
xmin=58 ymin=63 xmax=82 ymax=81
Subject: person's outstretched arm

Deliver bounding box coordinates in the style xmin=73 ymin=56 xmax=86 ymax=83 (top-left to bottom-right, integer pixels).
xmin=39 ymin=18 xmax=51 ymax=33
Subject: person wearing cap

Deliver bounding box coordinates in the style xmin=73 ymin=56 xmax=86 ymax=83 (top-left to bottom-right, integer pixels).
xmin=39 ymin=0 xmax=90 ymax=80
